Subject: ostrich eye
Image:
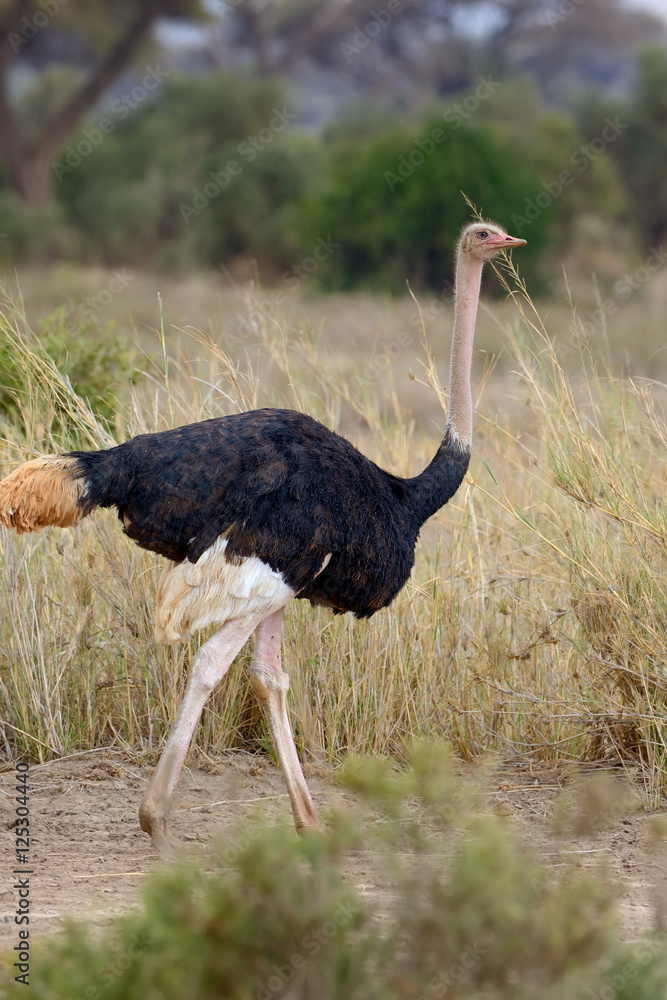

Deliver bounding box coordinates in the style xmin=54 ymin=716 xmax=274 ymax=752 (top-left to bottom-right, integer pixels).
xmin=477 ymin=231 xmax=489 ymax=239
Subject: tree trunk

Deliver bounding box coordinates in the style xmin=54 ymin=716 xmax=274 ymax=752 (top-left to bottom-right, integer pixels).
xmin=0 ymin=0 xmax=159 ymax=206
xmin=3 ymin=150 xmax=55 ymax=206
xmin=0 ymin=92 xmax=71 ymax=204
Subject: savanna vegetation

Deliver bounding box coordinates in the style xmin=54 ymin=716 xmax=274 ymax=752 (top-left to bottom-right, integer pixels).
xmin=0 ymin=249 xmax=665 ymax=793
xmin=2 ymin=747 xmax=667 ymax=999
xmin=2 ymin=1 xmax=667 ymax=994
xmin=1 ymin=44 xmax=667 ymax=292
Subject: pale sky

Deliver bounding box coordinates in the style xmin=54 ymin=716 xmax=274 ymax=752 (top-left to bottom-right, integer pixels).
xmin=158 ymin=0 xmax=667 ymax=49
xmin=627 ymin=0 xmax=667 ymax=17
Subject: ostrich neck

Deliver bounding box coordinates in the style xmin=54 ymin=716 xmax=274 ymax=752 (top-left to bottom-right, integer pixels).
xmin=447 ymin=250 xmax=483 ymax=446
xmin=404 ymin=250 xmax=482 ymax=526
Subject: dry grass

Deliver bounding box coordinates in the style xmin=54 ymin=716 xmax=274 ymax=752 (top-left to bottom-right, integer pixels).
xmin=0 ymin=263 xmax=665 ymax=807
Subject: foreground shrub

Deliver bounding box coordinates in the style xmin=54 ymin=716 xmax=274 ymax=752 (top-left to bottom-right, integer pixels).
xmin=1 ymin=746 xmax=666 ymax=1000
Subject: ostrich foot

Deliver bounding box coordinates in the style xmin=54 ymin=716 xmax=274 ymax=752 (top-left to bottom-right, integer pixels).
xmin=139 ymin=801 xmax=177 ymax=855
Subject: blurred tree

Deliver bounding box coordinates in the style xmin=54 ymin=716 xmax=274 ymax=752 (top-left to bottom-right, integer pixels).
xmin=0 ymin=0 xmax=203 ymax=205
xmin=500 ymin=0 xmax=662 ymax=103
xmin=51 ymin=71 xmax=314 ymax=270
xmin=2 ymin=0 xmax=662 ymax=210
xmin=220 ymin=0 xmax=662 ymax=103
xmin=578 ymin=48 xmax=667 ymax=251
xmin=298 ymin=114 xmax=550 ymax=292
xmin=475 ymin=76 xmax=634 ymax=257
xmin=224 ymin=0 xmax=496 ymax=82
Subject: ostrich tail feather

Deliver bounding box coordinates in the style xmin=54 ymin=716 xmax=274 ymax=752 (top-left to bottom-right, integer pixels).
xmin=0 ymin=456 xmax=89 ymax=534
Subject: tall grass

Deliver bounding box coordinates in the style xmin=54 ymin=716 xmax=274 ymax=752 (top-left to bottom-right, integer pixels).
xmin=0 ymin=275 xmax=665 ymax=801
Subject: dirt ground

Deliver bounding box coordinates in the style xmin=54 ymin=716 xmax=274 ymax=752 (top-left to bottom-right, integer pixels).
xmin=1 ymin=751 xmax=666 ymax=951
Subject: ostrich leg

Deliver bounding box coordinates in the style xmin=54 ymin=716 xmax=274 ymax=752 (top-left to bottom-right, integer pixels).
xmin=140 ymin=612 xmax=269 ymax=852
xmin=249 ymin=607 xmax=325 ymax=833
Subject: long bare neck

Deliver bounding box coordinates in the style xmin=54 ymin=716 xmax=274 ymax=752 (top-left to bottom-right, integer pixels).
xmin=446 ymin=247 xmax=483 ymax=447
xmin=404 ymin=247 xmax=481 ymax=526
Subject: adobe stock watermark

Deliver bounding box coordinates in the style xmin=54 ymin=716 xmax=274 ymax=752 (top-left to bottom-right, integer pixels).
xmin=67 ymin=931 xmax=153 ymax=1000
xmin=65 ymin=269 xmax=135 ymax=334
xmin=8 ymin=0 xmax=69 ymax=53
xmin=417 ymin=941 xmax=487 ymax=999
xmin=228 ymin=236 xmax=340 ymax=347
xmin=511 ymin=116 xmax=628 ymax=233
xmin=242 ymin=899 xmax=358 ymax=1000
xmin=588 ymin=933 xmax=667 ymax=1000
xmin=361 ymin=279 xmax=456 ymax=386
xmin=569 ymin=245 xmax=667 ymax=349
xmin=384 ymin=76 xmax=500 ymax=191
xmin=179 ymin=107 xmax=297 ymax=224
xmin=340 ymin=0 xmax=413 ymax=63
xmin=52 ymin=66 xmax=169 ymax=179
xmin=546 ymin=0 xmax=586 ymax=29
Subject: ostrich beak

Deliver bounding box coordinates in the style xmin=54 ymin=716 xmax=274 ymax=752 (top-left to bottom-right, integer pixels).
xmin=489 ymin=233 xmax=527 ymax=249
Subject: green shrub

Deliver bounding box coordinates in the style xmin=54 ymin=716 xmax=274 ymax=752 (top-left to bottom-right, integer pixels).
xmin=0 ymin=192 xmax=79 ymax=265
xmin=2 ymin=746 xmax=665 ymax=1000
xmin=297 ymin=117 xmax=551 ymax=292
xmin=54 ymin=71 xmax=314 ymax=270
xmin=0 ymin=69 xmax=641 ymax=285
xmin=198 ymin=136 xmax=321 ymax=272
xmin=0 ymin=306 xmax=140 ymax=423
xmin=577 ymin=47 xmax=667 ymax=251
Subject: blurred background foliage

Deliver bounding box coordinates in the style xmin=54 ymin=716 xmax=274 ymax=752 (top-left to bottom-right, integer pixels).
xmin=0 ymin=0 xmax=665 ymax=291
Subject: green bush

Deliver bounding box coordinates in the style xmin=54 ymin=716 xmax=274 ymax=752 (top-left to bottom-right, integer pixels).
xmin=54 ymin=71 xmax=315 ymax=271
xmin=297 ymin=117 xmax=552 ymax=292
xmin=0 ymin=69 xmax=644 ymax=286
xmin=2 ymin=745 xmax=666 ymax=1000
xmin=0 ymin=306 xmax=140 ymax=422
xmin=577 ymin=47 xmax=667 ymax=251
xmin=0 ymin=192 xmax=79 ymax=265
xmin=198 ymin=136 xmax=320 ymax=272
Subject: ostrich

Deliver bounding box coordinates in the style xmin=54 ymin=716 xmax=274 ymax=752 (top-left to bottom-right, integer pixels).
xmin=0 ymin=221 xmax=525 ymax=851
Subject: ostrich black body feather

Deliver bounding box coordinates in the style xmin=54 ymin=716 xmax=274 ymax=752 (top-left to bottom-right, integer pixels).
xmin=70 ymin=408 xmax=470 ymax=618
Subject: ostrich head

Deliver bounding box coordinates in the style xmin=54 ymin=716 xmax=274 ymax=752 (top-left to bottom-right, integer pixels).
xmin=458 ymin=221 xmax=526 ymax=262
